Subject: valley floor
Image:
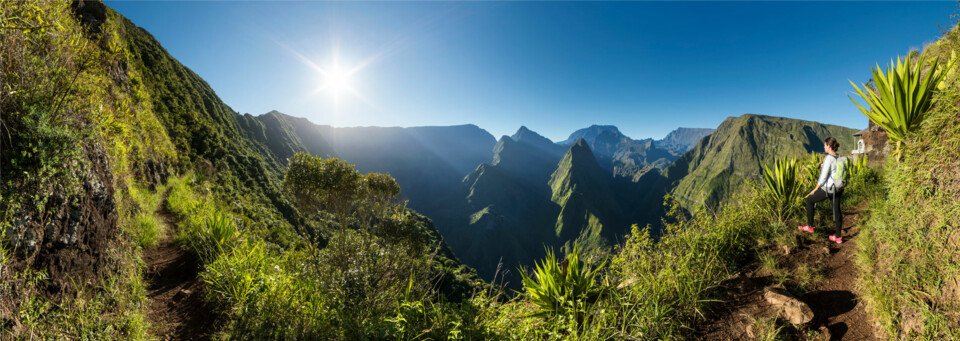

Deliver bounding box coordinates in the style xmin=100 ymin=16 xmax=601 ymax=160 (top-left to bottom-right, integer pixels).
xmin=697 ymin=204 xmax=877 ymax=340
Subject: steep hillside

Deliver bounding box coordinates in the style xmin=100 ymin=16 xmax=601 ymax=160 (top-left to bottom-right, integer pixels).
xmin=856 ymin=26 xmax=960 ymax=338
xmin=0 ymin=2 xmax=483 ymax=337
xmin=652 ymin=114 xmax=857 ymax=208
xmin=458 ymin=129 xmax=649 ymax=281
xmin=549 ymin=139 xmax=626 ymax=244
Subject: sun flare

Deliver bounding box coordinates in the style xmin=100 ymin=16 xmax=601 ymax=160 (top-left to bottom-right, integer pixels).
xmin=318 ymin=62 xmax=354 ymax=99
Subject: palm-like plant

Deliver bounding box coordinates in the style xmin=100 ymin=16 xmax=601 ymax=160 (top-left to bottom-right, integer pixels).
xmin=519 ymin=243 xmax=606 ymax=326
xmin=849 ymin=54 xmax=952 ymax=160
xmin=760 ymin=157 xmax=804 ymax=223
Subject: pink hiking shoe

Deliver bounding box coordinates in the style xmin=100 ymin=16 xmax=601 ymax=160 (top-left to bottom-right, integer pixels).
xmin=798 ymin=225 xmax=814 ymax=233
xmin=829 ymin=235 xmax=843 ymax=244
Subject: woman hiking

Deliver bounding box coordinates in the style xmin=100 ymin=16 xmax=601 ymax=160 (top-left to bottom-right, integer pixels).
xmin=798 ymin=137 xmax=845 ymax=244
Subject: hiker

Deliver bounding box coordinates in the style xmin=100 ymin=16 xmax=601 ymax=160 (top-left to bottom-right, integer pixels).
xmin=798 ymin=137 xmax=846 ymax=244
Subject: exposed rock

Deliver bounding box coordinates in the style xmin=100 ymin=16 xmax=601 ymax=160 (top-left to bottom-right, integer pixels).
xmin=763 ymin=287 xmax=814 ymax=325
xmin=813 ymin=325 xmax=832 ymax=341
xmin=70 ymin=0 xmax=107 ymax=35
xmin=9 ymin=143 xmax=119 ymax=296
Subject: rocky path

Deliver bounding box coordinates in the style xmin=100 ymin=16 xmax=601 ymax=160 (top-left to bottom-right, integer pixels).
xmin=143 ymin=190 xmax=216 ymax=340
xmin=697 ymin=204 xmax=877 ymax=340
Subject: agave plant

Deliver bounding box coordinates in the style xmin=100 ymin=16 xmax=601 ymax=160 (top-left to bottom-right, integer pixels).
xmin=849 ymin=54 xmax=953 ymax=160
xmin=519 ymin=243 xmax=606 ymax=327
xmin=761 ymin=157 xmax=804 ymax=223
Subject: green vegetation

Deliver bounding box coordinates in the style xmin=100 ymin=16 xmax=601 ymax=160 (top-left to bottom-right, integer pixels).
xmin=128 ymin=183 xmax=167 ymax=248
xmin=653 ymin=114 xmax=858 ymax=209
xmin=6 ymin=1 xmax=958 ymax=339
xmin=856 ymin=25 xmax=960 ymax=339
xmin=761 ymin=157 xmax=805 ymax=223
xmin=519 ymin=244 xmax=607 ymax=324
xmin=849 ymin=52 xmax=953 ymax=159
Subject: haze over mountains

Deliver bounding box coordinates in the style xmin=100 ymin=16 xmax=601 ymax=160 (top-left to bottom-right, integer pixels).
xmin=243 ymin=111 xmax=858 ymax=283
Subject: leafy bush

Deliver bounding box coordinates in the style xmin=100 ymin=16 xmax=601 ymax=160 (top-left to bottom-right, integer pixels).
xmin=194 ymin=212 xmax=240 ymax=264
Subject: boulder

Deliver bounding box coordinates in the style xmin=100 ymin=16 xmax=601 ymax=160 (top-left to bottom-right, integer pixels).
xmin=763 ymin=287 xmax=814 ymax=325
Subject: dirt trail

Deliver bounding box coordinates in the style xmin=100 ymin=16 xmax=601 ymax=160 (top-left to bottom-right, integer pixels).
xmin=697 ymin=204 xmax=877 ymax=340
xmin=143 ymin=190 xmax=217 ymax=340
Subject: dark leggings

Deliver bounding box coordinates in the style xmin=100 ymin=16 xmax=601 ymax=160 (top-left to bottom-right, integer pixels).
xmin=805 ymin=188 xmax=843 ymax=237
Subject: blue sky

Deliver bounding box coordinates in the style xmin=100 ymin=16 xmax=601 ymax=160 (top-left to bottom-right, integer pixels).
xmin=107 ymin=1 xmax=956 ymax=142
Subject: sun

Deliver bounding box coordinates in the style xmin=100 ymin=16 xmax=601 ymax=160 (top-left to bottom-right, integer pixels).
xmin=313 ymin=56 xmax=362 ymax=104
xmin=277 ymin=42 xmax=369 ymax=106
xmin=319 ymin=62 xmax=354 ymax=99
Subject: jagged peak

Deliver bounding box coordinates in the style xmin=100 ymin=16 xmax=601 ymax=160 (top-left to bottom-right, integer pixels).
xmin=511 ymin=125 xmax=551 ymax=142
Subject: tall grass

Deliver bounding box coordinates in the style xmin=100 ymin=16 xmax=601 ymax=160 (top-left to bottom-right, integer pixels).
xmin=126 ymin=183 xmax=167 ymax=248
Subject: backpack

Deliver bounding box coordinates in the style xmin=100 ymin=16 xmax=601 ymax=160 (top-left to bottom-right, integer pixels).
xmin=826 ymin=154 xmax=848 ymax=194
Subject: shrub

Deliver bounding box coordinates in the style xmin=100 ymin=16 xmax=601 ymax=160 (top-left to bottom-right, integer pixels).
xmin=849 ymin=53 xmax=952 ymax=159
xmin=760 ymin=157 xmax=804 ymax=223
xmin=519 ymin=243 xmax=606 ymax=327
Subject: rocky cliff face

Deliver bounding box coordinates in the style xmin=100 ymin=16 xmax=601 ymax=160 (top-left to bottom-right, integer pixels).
xmin=7 ymin=144 xmax=118 ymax=295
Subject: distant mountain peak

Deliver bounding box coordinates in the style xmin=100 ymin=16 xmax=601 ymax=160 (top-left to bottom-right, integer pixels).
xmin=656 ymin=127 xmax=715 ymax=154
xmin=511 ymin=125 xmax=547 ymax=141
xmin=561 ymin=125 xmax=626 ymax=145
xmin=588 ymin=124 xmax=621 ymax=132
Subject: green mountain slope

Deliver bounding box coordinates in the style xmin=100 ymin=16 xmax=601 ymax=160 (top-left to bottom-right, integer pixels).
xmin=458 ymin=129 xmax=648 ymax=281
xmin=653 ymin=114 xmax=857 ymax=208
xmin=549 ymin=139 xmax=626 ymax=244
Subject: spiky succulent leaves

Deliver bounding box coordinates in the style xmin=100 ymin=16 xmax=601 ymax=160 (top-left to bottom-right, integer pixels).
xmin=519 ymin=243 xmax=606 ymax=320
xmin=761 ymin=157 xmax=804 ymax=223
xmin=849 ymin=55 xmax=950 ymax=153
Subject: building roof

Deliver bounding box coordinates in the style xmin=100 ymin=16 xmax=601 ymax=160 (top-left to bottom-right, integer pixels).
xmin=853 ymin=127 xmax=869 ymax=137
